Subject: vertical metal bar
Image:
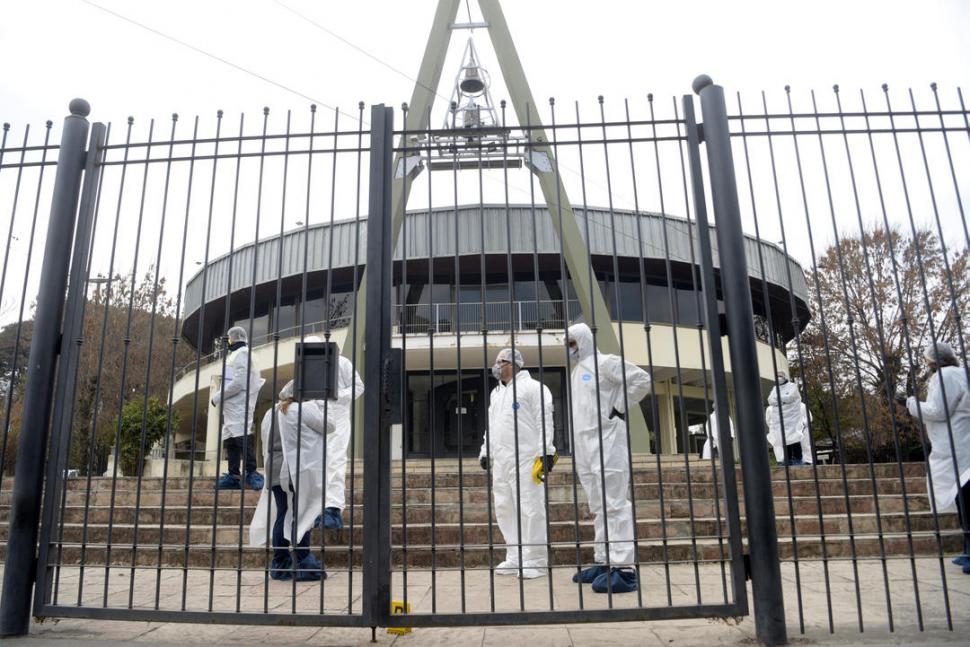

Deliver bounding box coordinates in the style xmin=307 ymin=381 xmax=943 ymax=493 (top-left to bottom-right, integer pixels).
xmin=734 ymin=90 xmax=826 ymax=633
xmin=819 ymin=86 xmax=895 ymax=631
xmin=524 ymin=103 xmax=556 ymax=611
xmin=674 ymin=96 xmax=728 ymax=605
xmin=102 ymin=116 xmax=156 ymax=607
xmin=0 ymin=99 xmax=91 ymax=637
xmin=857 ymin=87 xmax=926 ymax=630
xmin=424 ymin=105 xmax=438 ymax=613
xmin=597 ymin=96 xmax=644 ymax=608
xmin=682 ymin=95 xmax=748 ymax=613
xmin=573 ymin=99 xmax=618 ymax=606
xmin=448 ymin=102 xmax=468 ymax=613
xmin=361 ymin=104 xmax=393 ymax=630
xmin=348 ymin=100 xmax=366 ymax=614
xmin=397 ymin=102 xmax=412 ymax=617
xmin=34 ymin=120 xmax=107 ymax=611
xmin=499 ymin=99 xmax=527 ymax=608
xmin=155 ymin=113 xmax=196 ymax=611
xmin=693 ymin=76 xmax=786 ymax=646
xmin=647 ymin=93 xmax=702 ymax=603
xmin=883 ymin=83 xmax=959 ymax=630
xmin=128 ymin=113 xmax=180 ymax=610
xmin=547 ymin=97 xmax=586 ymax=610
xmin=625 ymin=97 xmax=672 ymax=606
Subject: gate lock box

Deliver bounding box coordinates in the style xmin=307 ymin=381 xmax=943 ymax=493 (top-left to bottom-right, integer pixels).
xmin=294 ymin=341 xmax=338 ymax=401
xmin=386 ymin=599 xmax=412 ymax=635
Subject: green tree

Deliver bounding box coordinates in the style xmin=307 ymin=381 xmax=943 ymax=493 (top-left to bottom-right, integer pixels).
xmin=114 ymin=396 xmax=178 ymax=477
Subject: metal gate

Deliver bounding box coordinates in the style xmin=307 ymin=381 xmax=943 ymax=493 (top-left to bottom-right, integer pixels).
xmin=1 ymin=81 xmax=766 ymax=636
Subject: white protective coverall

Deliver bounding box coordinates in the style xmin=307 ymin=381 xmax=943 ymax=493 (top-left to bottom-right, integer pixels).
xmin=323 ymin=352 xmax=364 ymax=511
xmin=907 ymin=365 xmax=970 ymax=513
xmin=567 ymin=323 xmax=652 ymax=568
xmin=765 ymin=381 xmax=804 ymax=463
xmin=798 ymin=403 xmax=814 ymax=465
xmin=250 ymin=391 xmax=336 ymax=546
xmin=211 ymin=345 xmax=265 ymax=441
xmin=701 ymin=412 xmax=735 ymax=460
xmin=480 ymin=367 xmax=555 ymax=570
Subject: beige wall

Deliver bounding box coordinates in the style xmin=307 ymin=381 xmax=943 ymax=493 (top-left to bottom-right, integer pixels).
xmin=170 ymin=323 xmax=787 ymax=458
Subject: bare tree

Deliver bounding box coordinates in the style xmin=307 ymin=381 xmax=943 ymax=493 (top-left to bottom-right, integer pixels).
xmin=791 ymin=225 xmax=970 ymax=462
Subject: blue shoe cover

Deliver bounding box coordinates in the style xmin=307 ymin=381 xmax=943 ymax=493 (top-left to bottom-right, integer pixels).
xmin=294 ymin=553 xmax=326 ymax=581
xmin=216 ymin=473 xmax=241 ymax=490
xmin=572 ymin=564 xmax=608 ymax=584
xmin=323 ymin=507 xmax=344 ymax=530
xmin=270 ymin=554 xmax=292 ymax=580
xmin=245 ymin=471 xmax=264 ymax=490
xmin=592 ymin=568 xmax=638 ymax=593
xmin=951 ymin=554 xmax=970 ymax=568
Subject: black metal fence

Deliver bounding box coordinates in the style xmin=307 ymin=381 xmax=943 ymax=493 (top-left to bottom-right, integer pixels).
xmin=0 ymin=77 xmax=967 ymax=643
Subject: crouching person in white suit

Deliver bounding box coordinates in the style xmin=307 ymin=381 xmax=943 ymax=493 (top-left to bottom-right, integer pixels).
xmin=250 ymin=380 xmax=335 ymax=581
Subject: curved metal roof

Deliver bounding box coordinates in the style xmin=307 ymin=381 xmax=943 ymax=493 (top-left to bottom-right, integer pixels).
xmin=183 ymin=204 xmax=810 ymax=318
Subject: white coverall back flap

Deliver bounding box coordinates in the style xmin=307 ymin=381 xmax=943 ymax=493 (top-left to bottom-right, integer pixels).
xmin=212 ymin=346 xmax=265 ymax=441
xmin=480 ymin=369 xmax=555 ymax=568
xmin=324 ymin=354 xmax=364 ymax=511
xmin=249 ymin=399 xmax=335 ymax=546
xmin=765 ymin=381 xmax=804 ymax=463
xmin=567 ymin=323 xmax=652 ymax=568
xmin=907 ymin=365 xmax=970 ymax=513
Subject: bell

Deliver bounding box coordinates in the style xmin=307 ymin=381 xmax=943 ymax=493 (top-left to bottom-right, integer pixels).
xmin=459 ymin=66 xmax=486 ymax=95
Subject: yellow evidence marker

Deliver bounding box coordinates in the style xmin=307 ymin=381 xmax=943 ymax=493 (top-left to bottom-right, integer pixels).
xmin=386 ymin=600 xmax=412 ymax=635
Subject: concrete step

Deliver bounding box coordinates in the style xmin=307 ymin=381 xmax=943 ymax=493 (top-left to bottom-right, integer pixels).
xmin=0 ymin=491 xmax=937 ymax=529
xmin=13 ymin=476 xmax=928 ymax=509
xmin=40 ymin=462 xmax=930 ymax=492
xmin=19 ymin=511 xmax=960 ymax=548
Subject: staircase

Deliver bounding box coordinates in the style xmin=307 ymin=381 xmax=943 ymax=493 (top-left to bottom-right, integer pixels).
xmin=2 ymin=460 xmax=961 ymax=571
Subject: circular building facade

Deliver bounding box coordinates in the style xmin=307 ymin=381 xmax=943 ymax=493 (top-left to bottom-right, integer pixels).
xmin=167 ymin=204 xmax=810 ymax=472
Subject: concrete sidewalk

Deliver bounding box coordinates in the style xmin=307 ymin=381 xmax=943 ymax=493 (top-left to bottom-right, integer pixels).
xmin=7 ymin=558 xmax=970 ymax=646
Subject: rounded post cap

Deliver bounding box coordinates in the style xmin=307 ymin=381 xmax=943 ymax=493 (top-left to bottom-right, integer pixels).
xmin=69 ymin=98 xmax=90 ymax=117
xmin=692 ymin=75 xmax=713 ymax=95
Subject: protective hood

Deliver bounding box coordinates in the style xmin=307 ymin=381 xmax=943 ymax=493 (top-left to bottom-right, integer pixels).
xmin=567 ymin=323 xmax=595 ymax=361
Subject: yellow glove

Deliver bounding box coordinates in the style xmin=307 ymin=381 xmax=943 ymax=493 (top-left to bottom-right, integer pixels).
xmin=532 ymin=453 xmax=559 ymax=485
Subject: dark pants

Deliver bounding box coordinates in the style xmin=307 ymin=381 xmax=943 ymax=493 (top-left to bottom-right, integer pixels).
xmin=785 ymin=442 xmax=803 ymax=466
xmin=224 ymin=435 xmax=257 ymax=477
xmin=272 ymin=485 xmax=310 ymax=563
xmin=956 ymin=480 xmax=970 ymax=556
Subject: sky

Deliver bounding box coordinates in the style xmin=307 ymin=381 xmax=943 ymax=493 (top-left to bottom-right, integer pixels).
xmin=0 ymin=0 xmax=968 ymax=323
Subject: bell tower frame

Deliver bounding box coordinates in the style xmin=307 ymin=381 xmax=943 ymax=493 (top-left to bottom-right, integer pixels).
xmin=348 ymin=0 xmax=651 ymax=447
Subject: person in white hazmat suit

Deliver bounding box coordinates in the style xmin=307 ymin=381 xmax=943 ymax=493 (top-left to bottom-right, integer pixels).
xmin=906 ymin=342 xmax=970 ymax=573
xmin=302 ymin=337 xmax=364 ymax=532
xmin=479 ymin=348 xmax=556 ymax=579
xmin=566 ymin=323 xmax=652 ymax=594
xmin=765 ymin=370 xmax=805 ymax=466
xmin=211 ymin=326 xmax=266 ymax=490
xmin=249 ymin=380 xmax=335 ymax=581
xmin=701 ymin=409 xmax=735 ymax=461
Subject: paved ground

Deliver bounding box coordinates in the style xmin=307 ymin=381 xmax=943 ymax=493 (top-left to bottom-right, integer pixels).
xmin=6 ymin=558 xmax=970 ymax=646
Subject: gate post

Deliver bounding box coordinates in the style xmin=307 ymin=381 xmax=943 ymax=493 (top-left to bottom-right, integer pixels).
xmin=0 ymin=100 xmax=92 ymax=637
xmin=361 ymin=104 xmax=394 ymax=631
xmin=693 ymin=75 xmax=787 ymax=646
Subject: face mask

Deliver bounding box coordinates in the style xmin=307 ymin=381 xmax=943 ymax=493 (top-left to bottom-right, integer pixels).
xmin=491 ymin=365 xmax=503 ymax=380
xmin=568 ymin=346 xmax=580 ymax=362
xmin=776 ymin=376 xmax=787 ymax=385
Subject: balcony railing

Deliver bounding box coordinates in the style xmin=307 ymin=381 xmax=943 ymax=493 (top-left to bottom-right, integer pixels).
xmin=397 ymin=299 xmax=579 ymax=335
xmin=173 ymin=304 xmax=783 ymax=382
